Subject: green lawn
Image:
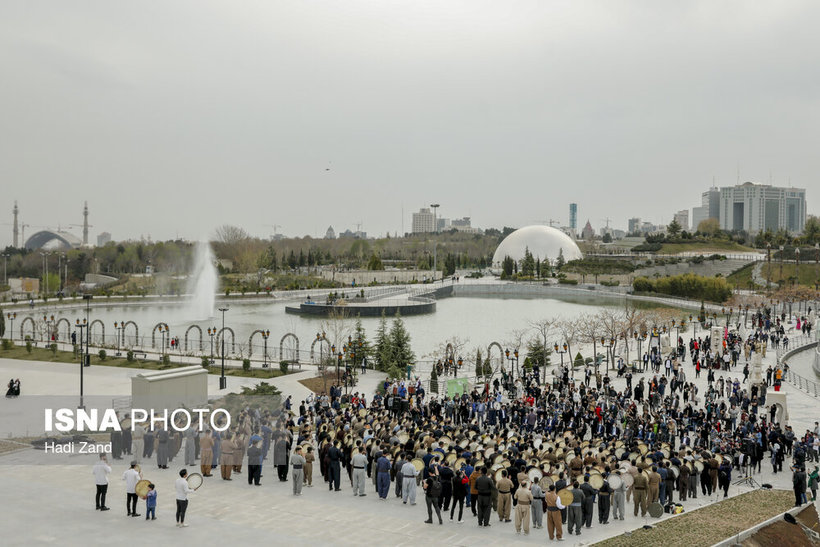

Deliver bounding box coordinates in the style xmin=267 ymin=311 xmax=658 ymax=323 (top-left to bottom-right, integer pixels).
xmin=0 ymin=344 xmax=286 ymax=378
xmin=658 ymin=241 xmax=757 ymax=254
xmin=727 ymin=262 xmax=763 ymax=290
xmin=761 ymin=262 xmax=820 ymax=288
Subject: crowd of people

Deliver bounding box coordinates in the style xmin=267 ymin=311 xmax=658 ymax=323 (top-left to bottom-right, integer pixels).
xmin=92 ymin=308 xmax=817 ymax=539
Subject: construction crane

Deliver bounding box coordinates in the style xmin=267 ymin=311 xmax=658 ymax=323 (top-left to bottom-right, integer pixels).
xmin=263 ymin=224 xmax=282 ymax=239
xmin=532 ymin=219 xmax=560 ymax=227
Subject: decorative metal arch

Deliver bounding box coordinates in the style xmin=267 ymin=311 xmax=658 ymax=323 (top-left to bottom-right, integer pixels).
xmin=310 ymin=337 xmax=331 ymax=362
xmin=487 ymin=341 xmax=504 ymax=377
xmin=89 ymin=320 xmax=105 ymax=345
xmin=55 ymin=318 xmax=71 ymax=341
xmin=123 ymin=321 xmax=139 ymax=347
xmin=248 ymin=329 xmax=266 ymax=358
xmin=20 ymin=317 xmax=35 ymax=340
xmin=184 ymin=325 xmax=203 ymax=352
xmin=216 ymin=327 xmax=236 ymax=356
xmin=279 ymin=332 xmax=299 ymax=362
xmin=151 ymin=322 xmax=169 ymax=348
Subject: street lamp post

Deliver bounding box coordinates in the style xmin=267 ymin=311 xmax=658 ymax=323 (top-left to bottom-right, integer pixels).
xmin=75 ymin=318 xmax=87 ymax=408
xmin=635 ymin=331 xmax=647 ymax=370
xmin=261 ymin=329 xmax=270 ymax=368
xmin=83 ymin=294 xmax=92 ymax=366
xmin=43 ymin=314 xmax=54 ymax=343
xmin=601 ymin=337 xmax=614 ymax=371
xmin=504 ymin=348 xmax=519 ymax=381
xmin=795 ymin=247 xmax=800 ymax=286
xmin=779 ymin=245 xmax=784 ymax=284
xmin=113 ymin=321 xmax=121 ymax=356
xmin=207 ymin=327 xmax=216 ymax=364
xmin=553 ymin=343 xmax=568 ymax=379
xmin=218 ymin=307 xmax=228 ymax=389
xmin=766 ymin=243 xmax=771 ymax=288
xmin=7 ymin=312 xmax=16 ymax=341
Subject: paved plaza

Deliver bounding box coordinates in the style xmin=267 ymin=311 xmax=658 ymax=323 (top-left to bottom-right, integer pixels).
xmin=0 ymin=323 xmax=819 ymax=547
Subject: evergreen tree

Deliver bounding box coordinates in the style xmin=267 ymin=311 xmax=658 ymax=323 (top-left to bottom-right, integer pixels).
xmin=475 ymin=348 xmax=483 ymax=378
xmin=556 ymin=248 xmax=566 ymax=270
xmin=430 ymin=364 xmax=439 ymax=393
xmin=0 ymin=308 xmax=4 ymax=338
xmin=520 ymin=247 xmax=535 ymax=277
xmin=389 ymin=311 xmax=415 ymax=369
xmin=502 ymin=255 xmax=515 ymax=277
xmin=374 ymin=312 xmax=391 ymax=371
xmin=352 ymin=317 xmax=373 ymax=365
xmin=527 ymin=339 xmax=552 ymax=368
xmin=573 ymin=351 xmax=585 ymax=369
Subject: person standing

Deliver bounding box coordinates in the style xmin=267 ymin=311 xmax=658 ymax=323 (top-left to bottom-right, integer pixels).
xmin=580 ymin=475 xmax=596 ymax=528
xmin=597 ymin=474 xmax=611 ymax=524
xmin=793 ymin=466 xmax=807 ymax=507
xmin=199 ymin=430 xmax=214 ymax=477
xmin=328 ymin=440 xmax=342 ymax=491
xmin=438 ymin=461 xmax=454 ymax=511
xmin=175 ymin=469 xmax=195 ymax=527
xmin=401 ymin=457 xmax=418 ymax=505
xmin=304 ymin=446 xmax=314 ymax=487
xmin=184 ymin=426 xmax=196 ymax=466
xmin=274 ymin=429 xmax=290 ymax=482
xmin=122 ymin=461 xmax=142 ymax=517
xmin=514 ymin=481 xmax=533 ymax=535
xmin=220 ymin=432 xmax=235 ymax=480
xmin=351 ymin=446 xmax=368 ymax=496
xmin=496 ymin=469 xmax=513 ymax=523
xmin=131 ymin=423 xmax=144 ymax=464
xmin=423 ymin=465 xmax=443 ymax=524
xmin=633 ymin=470 xmax=648 ymax=517
xmin=611 ymin=470 xmax=625 ymax=521
xmin=247 ymin=437 xmax=262 ymax=486
xmin=450 ymin=468 xmax=467 ymax=523
xmin=92 ymin=454 xmax=111 ymax=511
xmin=291 ymin=446 xmax=306 ymax=495
xmin=544 ymin=484 xmax=565 ymax=541
xmin=808 ymin=466 xmax=819 ymax=502
xmin=530 ymin=480 xmax=544 ymax=529
xmin=475 ymin=467 xmax=495 ymax=527
xmin=156 ymin=428 xmax=169 ymax=469
xmin=718 ymin=460 xmax=732 ymax=498
xmin=376 ymin=451 xmax=391 ymax=499
xmin=567 ymin=481 xmax=583 ymax=536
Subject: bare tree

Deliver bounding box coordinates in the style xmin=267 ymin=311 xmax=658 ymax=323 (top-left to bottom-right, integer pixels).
xmin=554 ymin=317 xmax=583 ymax=364
xmin=529 ymin=318 xmax=554 ymax=383
xmin=213 ymin=225 xmax=250 ymax=245
xmin=577 ymin=313 xmax=605 ymax=370
xmin=597 ymin=309 xmax=626 ymax=372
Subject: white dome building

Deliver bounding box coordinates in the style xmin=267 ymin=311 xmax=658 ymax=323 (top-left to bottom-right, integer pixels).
xmin=491 ymin=225 xmax=583 ymax=269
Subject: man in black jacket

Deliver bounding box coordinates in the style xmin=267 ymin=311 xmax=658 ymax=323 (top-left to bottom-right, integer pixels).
xmin=475 ymin=467 xmax=495 ymax=527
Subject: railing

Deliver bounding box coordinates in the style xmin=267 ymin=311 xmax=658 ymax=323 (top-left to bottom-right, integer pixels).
xmin=784 ymin=370 xmax=820 ymax=399
xmin=775 ymin=334 xmax=816 ymax=360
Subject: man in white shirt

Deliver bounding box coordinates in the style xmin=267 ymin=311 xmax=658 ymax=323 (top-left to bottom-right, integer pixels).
xmin=122 ymin=461 xmax=142 ymax=517
xmin=175 ymin=469 xmax=196 ymax=527
xmin=92 ymin=454 xmax=111 ymax=511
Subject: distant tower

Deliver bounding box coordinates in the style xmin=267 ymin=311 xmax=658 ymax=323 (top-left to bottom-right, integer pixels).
xmin=569 ymin=203 xmax=577 ymax=233
xmin=83 ymin=201 xmax=89 ymax=245
xmin=12 ymin=201 xmax=19 ymax=248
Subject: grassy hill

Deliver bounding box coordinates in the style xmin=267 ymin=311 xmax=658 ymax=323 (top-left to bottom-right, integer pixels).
xmin=657 ymin=241 xmax=757 ymax=254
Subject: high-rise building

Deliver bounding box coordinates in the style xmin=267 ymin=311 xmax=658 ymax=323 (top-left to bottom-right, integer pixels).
xmin=719 ymin=182 xmax=807 ymax=234
xmin=691 ymin=187 xmax=720 ymax=231
xmin=628 ymin=217 xmax=641 ymax=234
xmin=569 ymin=203 xmax=577 ymax=233
xmin=411 ymin=208 xmax=436 ymax=233
xmin=83 ymin=201 xmax=89 ymax=245
xmin=97 ymin=232 xmax=112 ymax=246
xmin=673 ymin=210 xmax=689 ymax=231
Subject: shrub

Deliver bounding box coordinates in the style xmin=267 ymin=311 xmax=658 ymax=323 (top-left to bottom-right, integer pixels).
xmin=50 ymin=343 xmax=58 ymax=356
xmin=242 ymin=358 xmax=251 ymax=371
xmin=1 ymin=339 xmax=13 ymax=350
xmin=161 ymin=354 xmax=171 ymax=366
xmin=601 ymin=280 xmax=620 ymax=287
xmin=558 ymin=278 xmax=579 ymax=285
xmin=98 ymin=349 xmax=106 ymax=361
xmin=25 ymin=341 xmax=32 ymax=354
xmin=279 ymin=361 xmax=289 ymax=374
xmin=126 ymin=350 xmax=135 ymax=362
xmin=201 ymin=356 xmax=210 ymax=367
xmin=631 ymin=273 xmax=732 ymax=303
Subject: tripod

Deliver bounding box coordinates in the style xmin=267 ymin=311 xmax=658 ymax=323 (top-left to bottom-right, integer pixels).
xmin=732 ymin=456 xmax=761 ymax=488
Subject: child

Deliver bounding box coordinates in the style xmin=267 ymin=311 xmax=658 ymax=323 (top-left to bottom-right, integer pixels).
xmin=145 ymin=483 xmax=157 ymax=520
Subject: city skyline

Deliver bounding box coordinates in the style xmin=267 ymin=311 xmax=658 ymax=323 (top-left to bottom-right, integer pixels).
xmin=2 ymin=2 xmax=820 ymax=247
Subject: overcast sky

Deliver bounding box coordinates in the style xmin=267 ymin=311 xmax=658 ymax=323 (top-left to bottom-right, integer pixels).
xmin=1 ymin=1 xmax=818 ymax=247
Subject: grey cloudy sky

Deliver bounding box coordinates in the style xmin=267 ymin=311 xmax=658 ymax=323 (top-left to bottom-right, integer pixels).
xmin=1 ymin=1 xmax=818 ymax=247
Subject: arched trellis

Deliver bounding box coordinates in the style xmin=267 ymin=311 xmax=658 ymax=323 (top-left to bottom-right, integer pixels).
xmin=151 ymin=322 xmax=169 ymax=348
xmin=89 ymin=320 xmax=105 ymax=345
xmin=55 ymin=318 xmax=71 ymax=341
xmin=216 ymin=327 xmax=236 ymax=356
xmin=487 ymin=341 xmax=504 ymax=378
xmin=248 ymin=329 xmax=267 ymax=358
xmin=184 ymin=325 xmax=203 ymax=352
xmin=123 ymin=321 xmax=139 ymax=347
xmin=279 ymin=332 xmax=299 ymax=362
xmin=20 ymin=317 xmax=35 ymax=340
xmin=310 ymin=337 xmax=331 ymax=363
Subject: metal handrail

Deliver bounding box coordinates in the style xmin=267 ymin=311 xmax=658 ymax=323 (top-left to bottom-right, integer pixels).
xmin=784 ymin=370 xmax=820 ymax=399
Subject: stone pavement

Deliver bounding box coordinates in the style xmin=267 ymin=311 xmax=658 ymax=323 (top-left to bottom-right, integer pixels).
xmin=1 ymin=324 xmax=819 ymax=546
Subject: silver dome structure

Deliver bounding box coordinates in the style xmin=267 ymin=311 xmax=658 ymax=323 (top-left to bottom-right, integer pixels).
xmin=491 ymin=225 xmax=582 ymax=268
